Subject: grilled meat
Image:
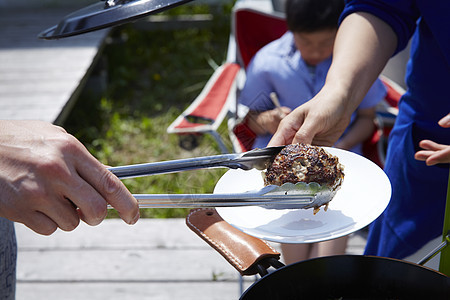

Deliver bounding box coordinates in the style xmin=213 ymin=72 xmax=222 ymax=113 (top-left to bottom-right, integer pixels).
xmin=263 ymin=143 xmax=344 ymax=192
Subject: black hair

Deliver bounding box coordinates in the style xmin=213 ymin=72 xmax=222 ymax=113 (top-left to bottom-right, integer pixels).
xmin=285 ymin=0 xmax=345 ymax=33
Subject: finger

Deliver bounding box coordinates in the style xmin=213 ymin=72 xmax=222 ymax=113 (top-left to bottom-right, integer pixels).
xmin=27 ymin=187 xmax=81 ymax=231
xmin=76 ymin=154 xmax=139 ymax=225
xmin=46 ymin=197 xmax=81 ymax=231
xmin=438 ymin=113 xmax=450 ymax=128
xmin=425 ymin=147 xmax=450 ymax=166
xmin=61 ymin=136 xmax=139 ymax=225
xmin=269 ymin=126 xmax=296 ymax=146
xmin=269 ymin=113 xmax=307 ymax=146
xmin=98 ymin=170 xmax=139 ymax=224
xmin=33 ymin=148 xmax=106 ymax=228
xmin=55 ymin=162 xmax=108 ymax=226
xmin=63 ymin=179 xmax=106 ymax=227
xmin=415 ymin=148 xmax=450 ymax=166
xmin=279 ymin=108 xmax=291 ymax=118
xmin=281 ymin=107 xmax=292 ymax=114
xmin=292 ymin=118 xmax=315 ymax=145
xmin=21 ymin=211 xmax=59 ymax=236
xmin=414 ymin=150 xmax=433 ymax=162
xmin=418 ymin=140 xmax=444 ymax=151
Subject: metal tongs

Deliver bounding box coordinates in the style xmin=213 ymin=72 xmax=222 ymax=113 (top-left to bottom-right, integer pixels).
xmin=107 ymin=146 xmax=327 ymax=209
xmin=109 ymin=146 xmax=285 ymax=178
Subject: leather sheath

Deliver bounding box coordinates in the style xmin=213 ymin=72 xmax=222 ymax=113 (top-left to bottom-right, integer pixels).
xmin=186 ymin=208 xmax=280 ymax=276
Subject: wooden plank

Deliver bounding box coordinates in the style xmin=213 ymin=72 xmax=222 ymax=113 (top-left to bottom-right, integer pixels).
xmin=15 ymin=219 xmax=209 ymax=249
xmin=15 ymin=218 xmax=365 ymax=299
xmin=15 ymin=220 xmax=242 ymax=281
xmin=17 ymin=248 xmax=240 ymax=281
xmin=16 ymin=282 xmax=252 ymax=300
xmin=15 ymin=219 xmax=254 ymax=299
xmin=0 ymin=7 xmax=108 ymax=124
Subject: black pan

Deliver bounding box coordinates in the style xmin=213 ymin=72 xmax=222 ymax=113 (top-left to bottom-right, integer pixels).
xmin=242 ymin=255 xmax=449 ymax=299
xmin=187 ymin=208 xmax=450 ymax=299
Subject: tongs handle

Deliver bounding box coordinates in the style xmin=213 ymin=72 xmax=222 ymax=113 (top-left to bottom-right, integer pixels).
xmin=108 ymin=153 xmax=242 ymax=179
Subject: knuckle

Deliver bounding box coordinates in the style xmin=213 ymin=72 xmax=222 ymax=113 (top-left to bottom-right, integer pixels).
xmin=53 ymin=124 xmax=68 ymax=134
xmin=100 ymin=170 xmax=123 ymax=197
xmin=98 ymin=171 xmax=137 ymax=223
xmin=75 ymin=193 xmax=107 ymax=226
xmin=294 ymin=131 xmax=309 ymax=143
xmin=55 ymin=134 xmax=83 ymax=156
xmin=278 ymin=117 xmax=288 ymax=127
xmin=35 ymin=155 xmax=71 ymax=180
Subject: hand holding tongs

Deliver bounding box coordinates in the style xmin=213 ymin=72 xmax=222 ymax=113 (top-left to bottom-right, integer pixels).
xmin=107 ymin=146 xmax=329 ymax=209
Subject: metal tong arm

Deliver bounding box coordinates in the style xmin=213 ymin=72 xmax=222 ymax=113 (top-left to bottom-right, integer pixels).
xmin=118 ymin=185 xmax=316 ymax=208
xmin=109 ymin=153 xmax=240 ymax=179
xmin=133 ymin=193 xmax=315 ymax=208
xmin=108 ymin=146 xmax=284 ymax=179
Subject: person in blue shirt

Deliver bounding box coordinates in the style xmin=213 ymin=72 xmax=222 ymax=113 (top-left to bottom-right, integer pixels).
xmin=239 ymin=0 xmax=386 ymax=156
xmin=238 ymin=0 xmax=386 ymax=263
xmin=269 ymin=0 xmax=450 ymax=270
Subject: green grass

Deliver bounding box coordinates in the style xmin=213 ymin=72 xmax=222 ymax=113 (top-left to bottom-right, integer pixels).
xmin=63 ymin=3 xmax=234 ymax=218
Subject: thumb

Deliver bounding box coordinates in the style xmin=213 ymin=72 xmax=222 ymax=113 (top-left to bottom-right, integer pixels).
xmin=292 ymin=118 xmax=316 ymax=145
xmin=269 ymin=111 xmax=310 ymax=146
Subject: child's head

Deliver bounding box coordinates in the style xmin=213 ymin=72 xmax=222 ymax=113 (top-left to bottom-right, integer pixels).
xmin=285 ymin=0 xmax=345 ymax=66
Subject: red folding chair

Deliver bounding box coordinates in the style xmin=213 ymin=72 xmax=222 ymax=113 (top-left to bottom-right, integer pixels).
xmin=166 ymin=62 xmax=240 ymax=153
xmin=233 ymin=7 xmax=287 ymax=69
xmin=228 ymin=5 xmax=288 ymax=152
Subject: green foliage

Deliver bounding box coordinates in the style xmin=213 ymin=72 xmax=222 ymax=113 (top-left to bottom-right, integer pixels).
xmin=64 ymin=3 xmax=233 ymax=218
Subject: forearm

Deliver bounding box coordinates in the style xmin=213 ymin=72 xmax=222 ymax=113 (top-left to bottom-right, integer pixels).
xmin=324 ymin=12 xmax=397 ymax=113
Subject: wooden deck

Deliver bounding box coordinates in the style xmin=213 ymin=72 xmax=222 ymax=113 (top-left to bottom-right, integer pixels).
xmin=15 ymin=218 xmax=367 ymax=299
xmin=0 ymin=5 xmax=108 ymax=124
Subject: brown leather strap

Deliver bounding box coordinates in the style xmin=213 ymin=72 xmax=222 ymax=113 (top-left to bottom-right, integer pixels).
xmin=186 ymin=208 xmax=280 ymax=275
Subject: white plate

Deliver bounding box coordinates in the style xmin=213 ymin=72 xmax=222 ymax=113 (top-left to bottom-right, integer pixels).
xmin=214 ymin=147 xmax=391 ymax=243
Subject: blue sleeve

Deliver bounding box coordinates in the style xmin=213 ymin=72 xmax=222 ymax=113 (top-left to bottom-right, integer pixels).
xmin=340 ymin=0 xmax=420 ymax=54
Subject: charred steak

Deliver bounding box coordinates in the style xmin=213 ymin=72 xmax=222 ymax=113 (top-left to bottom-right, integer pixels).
xmin=263 ymin=143 xmax=344 ymax=192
